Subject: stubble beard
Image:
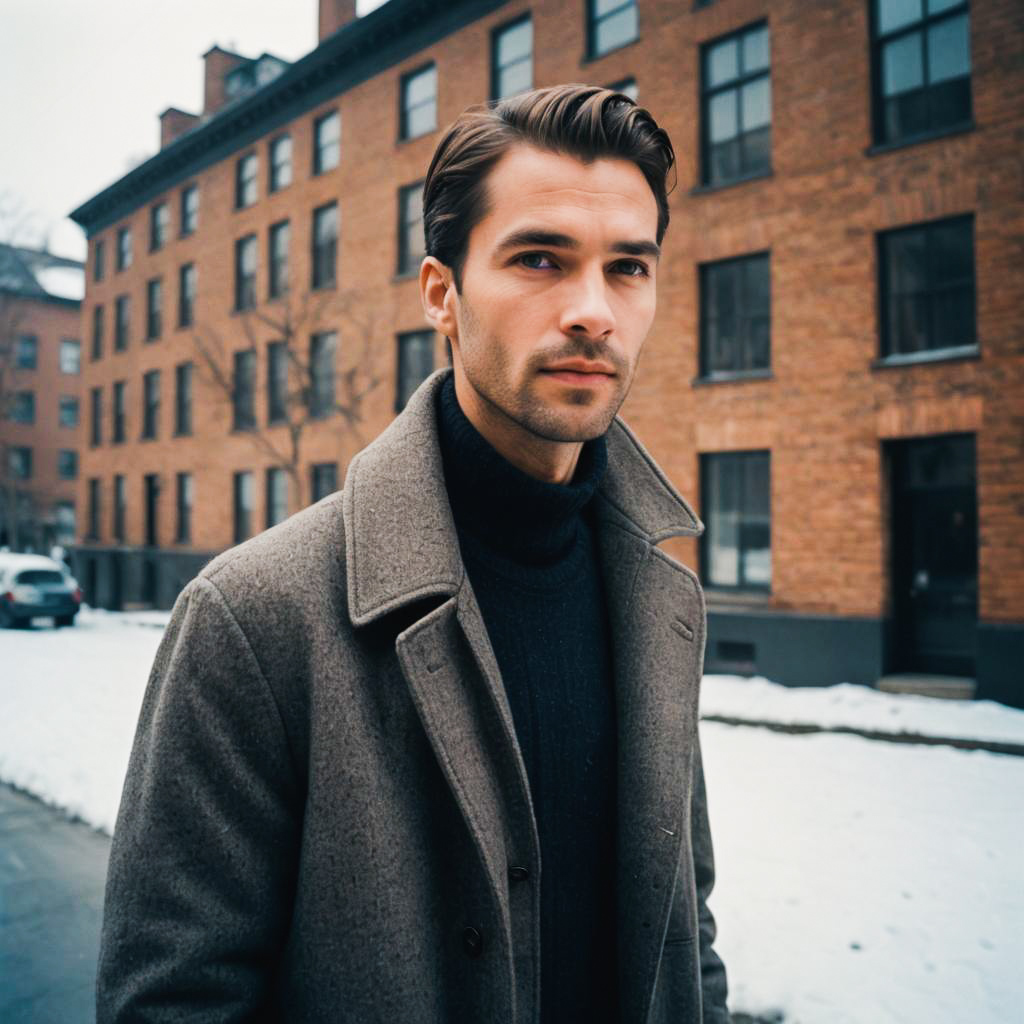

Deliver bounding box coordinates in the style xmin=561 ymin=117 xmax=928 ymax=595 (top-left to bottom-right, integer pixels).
xmin=455 ymin=293 xmax=636 ymax=444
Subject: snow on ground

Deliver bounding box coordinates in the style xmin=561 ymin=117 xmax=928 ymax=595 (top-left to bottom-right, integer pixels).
xmin=2 ymin=609 xmax=1023 ymax=1022
xmin=702 ymin=674 xmax=1024 ymax=746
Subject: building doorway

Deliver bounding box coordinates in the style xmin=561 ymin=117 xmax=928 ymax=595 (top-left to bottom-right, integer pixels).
xmin=888 ymin=434 xmax=978 ymax=676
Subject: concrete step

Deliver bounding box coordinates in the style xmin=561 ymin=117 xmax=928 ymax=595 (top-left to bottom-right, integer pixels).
xmin=876 ymin=673 xmax=976 ymax=700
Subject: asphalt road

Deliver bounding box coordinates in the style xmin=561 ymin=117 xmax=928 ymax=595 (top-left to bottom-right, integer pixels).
xmin=0 ymin=783 xmax=110 ymax=1024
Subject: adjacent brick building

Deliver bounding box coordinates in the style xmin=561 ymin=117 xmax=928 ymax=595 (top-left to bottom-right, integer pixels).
xmin=0 ymin=243 xmax=84 ymax=552
xmin=69 ymin=0 xmax=1023 ymax=705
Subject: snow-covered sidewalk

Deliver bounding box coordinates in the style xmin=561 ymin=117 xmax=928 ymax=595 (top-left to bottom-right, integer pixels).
xmin=3 ymin=609 xmax=1022 ymax=1022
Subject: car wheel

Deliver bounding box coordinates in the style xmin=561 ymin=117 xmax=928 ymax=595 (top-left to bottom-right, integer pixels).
xmin=55 ymin=614 xmax=75 ymax=628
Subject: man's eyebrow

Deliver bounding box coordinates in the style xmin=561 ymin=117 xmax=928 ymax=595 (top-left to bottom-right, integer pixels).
xmin=495 ymin=228 xmax=660 ymax=260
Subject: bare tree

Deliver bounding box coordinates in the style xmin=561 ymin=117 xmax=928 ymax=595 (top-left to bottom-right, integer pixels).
xmin=190 ymin=287 xmax=384 ymax=513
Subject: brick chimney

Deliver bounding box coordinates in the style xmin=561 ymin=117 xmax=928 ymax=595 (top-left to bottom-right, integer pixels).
xmin=202 ymin=44 xmax=248 ymax=116
xmin=159 ymin=107 xmax=200 ymax=149
xmin=319 ymin=0 xmax=358 ymax=42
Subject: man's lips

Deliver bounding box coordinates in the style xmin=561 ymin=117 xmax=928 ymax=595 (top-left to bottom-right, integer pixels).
xmin=539 ymin=361 xmax=617 ymax=383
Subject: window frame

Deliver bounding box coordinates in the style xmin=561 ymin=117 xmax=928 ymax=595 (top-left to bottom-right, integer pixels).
xmin=87 ymin=478 xmax=101 ymax=540
xmin=175 ymin=361 xmax=193 ymax=437
xmin=310 ymin=462 xmax=339 ymax=503
xmin=89 ymin=386 xmax=102 ymax=447
xmin=232 ymin=349 xmax=257 ymax=431
xmin=268 ymin=220 xmax=290 ymax=299
xmin=113 ymin=474 xmax=126 ymax=543
xmin=869 ymin=0 xmax=973 ymax=148
xmin=178 ymin=262 xmax=196 ymax=328
xmin=698 ymin=250 xmax=772 ymax=380
xmin=150 ymin=201 xmax=169 ymax=252
xmin=141 ymin=369 xmax=160 ymax=440
xmin=313 ymin=109 xmax=341 ymax=175
xmin=311 ymin=203 xmax=338 ymax=290
xmin=699 ymin=449 xmax=772 ymax=593
xmin=180 ymin=184 xmax=199 ymax=236
xmin=175 ymin=471 xmax=193 ymax=544
xmin=269 ymin=133 xmax=293 ymax=192
xmin=396 ymin=181 xmax=426 ymax=277
xmin=395 ymin=330 xmax=435 ymax=411
xmin=58 ymin=394 xmax=79 ymax=429
xmin=116 ymin=226 xmax=132 ymax=271
xmin=876 ymin=212 xmax=977 ymax=362
xmin=59 ymin=338 xmax=81 ymax=375
xmin=587 ymin=0 xmax=639 ymax=60
xmin=57 ymin=449 xmax=78 ymax=481
xmin=93 ymin=239 xmax=105 ymax=282
xmin=235 ymin=234 xmax=258 ymax=311
xmin=265 ymin=467 xmax=289 ymax=528
xmin=235 ymin=151 xmax=259 ymax=209
xmin=399 ymin=62 xmax=438 ymax=141
xmin=309 ymin=331 xmax=337 ymax=419
xmin=15 ymin=333 xmax=37 ymax=370
xmin=146 ymin=277 xmax=163 ymax=341
xmin=233 ymin=470 xmax=253 ymax=543
xmin=114 ymin=295 xmax=130 ymax=351
xmin=267 ymin=340 xmax=288 ymax=424
xmin=112 ymin=379 xmax=126 ymax=444
xmin=491 ymin=15 xmax=533 ymax=101
xmin=91 ymin=305 xmax=104 ymax=361
xmin=699 ymin=20 xmax=773 ymax=188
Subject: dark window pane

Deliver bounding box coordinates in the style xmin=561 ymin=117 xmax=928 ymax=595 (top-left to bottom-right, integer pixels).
xmin=396 ymin=331 xmax=434 ymax=410
xmin=877 ymin=0 xmax=924 ymax=34
xmin=927 ymin=15 xmax=970 ymax=83
xmin=702 ymin=452 xmax=771 ymax=589
xmin=931 ymin=286 xmax=975 ymax=347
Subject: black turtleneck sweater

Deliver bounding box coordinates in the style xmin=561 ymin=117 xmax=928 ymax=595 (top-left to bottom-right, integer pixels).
xmin=436 ymin=375 xmax=618 ymax=1023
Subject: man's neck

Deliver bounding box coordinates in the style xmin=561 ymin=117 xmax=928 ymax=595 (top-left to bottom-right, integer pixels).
xmin=452 ymin=371 xmax=583 ymax=485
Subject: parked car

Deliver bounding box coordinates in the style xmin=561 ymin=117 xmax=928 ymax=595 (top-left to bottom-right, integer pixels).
xmin=0 ymin=554 xmax=83 ymax=628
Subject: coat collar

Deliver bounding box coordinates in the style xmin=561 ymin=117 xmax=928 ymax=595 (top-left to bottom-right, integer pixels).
xmin=342 ymin=368 xmax=702 ymax=627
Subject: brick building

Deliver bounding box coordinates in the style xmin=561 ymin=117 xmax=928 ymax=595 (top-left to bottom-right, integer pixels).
xmin=69 ymin=0 xmax=1023 ymax=705
xmin=0 ymin=243 xmax=84 ymax=552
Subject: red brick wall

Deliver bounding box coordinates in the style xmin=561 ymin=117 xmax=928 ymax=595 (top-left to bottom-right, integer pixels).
xmin=78 ymin=0 xmax=1024 ymax=625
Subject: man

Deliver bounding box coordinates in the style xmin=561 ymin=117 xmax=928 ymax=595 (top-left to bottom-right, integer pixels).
xmin=97 ymin=84 xmax=730 ymax=1023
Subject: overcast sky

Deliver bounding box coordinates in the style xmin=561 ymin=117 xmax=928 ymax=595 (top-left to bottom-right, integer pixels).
xmin=1 ymin=0 xmax=387 ymax=261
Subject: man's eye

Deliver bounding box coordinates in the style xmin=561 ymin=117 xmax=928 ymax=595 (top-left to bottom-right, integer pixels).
xmin=517 ymin=252 xmax=557 ymax=270
xmin=614 ymin=260 xmax=649 ymax=278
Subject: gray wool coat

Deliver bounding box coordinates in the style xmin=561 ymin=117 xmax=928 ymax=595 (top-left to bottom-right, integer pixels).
xmin=97 ymin=368 xmax=731 ymax=1024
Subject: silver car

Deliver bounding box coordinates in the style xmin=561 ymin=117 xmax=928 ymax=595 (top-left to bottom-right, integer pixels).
xmin=0 ymin=555 xmax=82 ymax=628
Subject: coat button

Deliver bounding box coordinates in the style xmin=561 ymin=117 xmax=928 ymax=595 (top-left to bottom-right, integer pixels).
xmin=462 ymin=926 xmax=484 ymax=958
xmin=508 ymin=865 xmax=530 ymax=883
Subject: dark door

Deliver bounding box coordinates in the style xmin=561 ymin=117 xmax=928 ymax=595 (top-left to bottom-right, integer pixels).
xmin=889 ymin=434 xmax=977 ymax=675
xmin=109 ymin=553 xmax=124 ymax=611
xmin=144 ymin=474 xmax=159 ymax=547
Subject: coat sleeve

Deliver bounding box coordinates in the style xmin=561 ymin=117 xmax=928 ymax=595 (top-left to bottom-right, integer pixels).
xmin=691 ymin=726 xmax=731 ymax=1023
xmin=96 ymin=575 xmax=303 ymax=1022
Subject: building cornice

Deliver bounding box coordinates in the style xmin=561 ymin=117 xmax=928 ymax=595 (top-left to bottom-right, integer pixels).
xmin=69 ymin=0 xmax=509 ymax=237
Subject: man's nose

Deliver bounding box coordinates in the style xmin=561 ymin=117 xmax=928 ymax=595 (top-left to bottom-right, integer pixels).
xmin=558 ymin=268 xmax=616 ymax=340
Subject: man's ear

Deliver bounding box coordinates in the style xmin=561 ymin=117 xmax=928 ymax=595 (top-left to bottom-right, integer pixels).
xmin=420 ymin=256 xmax=459 ymax=343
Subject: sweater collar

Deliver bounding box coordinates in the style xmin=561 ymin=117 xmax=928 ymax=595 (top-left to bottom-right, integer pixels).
xmin=436 ymin=373 xmax=607 ymax=565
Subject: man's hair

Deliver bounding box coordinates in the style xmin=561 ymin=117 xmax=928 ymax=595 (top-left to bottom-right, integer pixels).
xmin=422 ymin=83 xmax=676 ymax=291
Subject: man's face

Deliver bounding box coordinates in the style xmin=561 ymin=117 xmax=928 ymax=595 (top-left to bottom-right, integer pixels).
xmin=438 ymin=143 xmax=660 ymax=445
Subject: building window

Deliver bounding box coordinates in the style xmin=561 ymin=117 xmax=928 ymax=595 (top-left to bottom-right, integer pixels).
xmin=699 ymin=252 xmax=771 ymax=377
xmin=700 ymin=451 xmax=771 ymax=590
xmin=233 ymin=470 xmax=253 ymax=543
xmin=265 ymin=467 xmax=288 ymax=528
xmin=6 ymin=445 xmax=32 ymax=480
xmin=175 ymin=361 xmax=193 ymax=436
xmin=59 ymin=338 xmax=80 ymax=374
xmin=313 ymin=110 xmax=341 ymax=174
xmin=146 ymin=278 xmax=163 ymax=340
xmin=117 ymin=226 xmax=132 ymax=271
xmin=58 ymin=395 xmax=79 ymax=428
xmin=91 ymin=306 xmax=104 ymax=360
xmin=55 ymin=502 xmax=75 ymax=546
xmin=233 ymin=349 xmax=257 ymax=430
xmin=57 ymin=449 xmax=78 ymax=480
xmin=150 ymin=202 xmax=170 ymax=251
xmin=236 ymin=152 xmax=259 ymax=208
xmin=608 ymin=77 xmax=638 ymax=100
xmin=397 ymin=182 xmax=425 ymax=276
xmin=235 ymin=234 xmax=258 ymax=310
xmin=181 ymin=184 xmax=199 ymax=236
xmin=143 ymin=473 xmax=159 ymax=548
xmin=401 ymin=64 xmax=437 ymax=140
xmin=113 ymin=474 xmax=126 ymax=543
xmin=879 ymin=214 xmax=976 ymax=358
xmin=492 ymin=16 xmax=533 ymax=100
xmin=269 ymin=134 xmax=292 ymax=192
xmin=309 ymin=331 xmax=336 ymax=418
xmin=268 ymin=220 xmax=290 ymax=299
xmin=112 ymin=380 xmax=126 ymax=443
xmin=311 ymin=462 xmax=338 ymax=503
xmin=87 ymin=478 xmax=101 ymax=540
xmin=311 ymin=203 xmax=338 ymax=289
xmin=93 ymin=239 xmax=105 ymax=282
xmin=871 ymin=0 xmax=971 ymax=146
xmin=267 ymin=340 xmax=288 ymax=423
xmin=701 ymin=22 xmax=772 ymax=186
xmin=588 ymin=0 xmax=638 ymax=58
xmin=142 ymin=370 xmax=160 ymax=439
xmin=176 ymin=472 xmax=193 ymax=543
xmin=396 ymin=330 xmax=434 ymax=411
xmin=178 ymin=263 xmax=196 ymax=327
xmin=10 ymin=391 xmax=34 ymax=424
xmin=15 ymin=334 xmax=38 ymax=369
xmin=115 ymin=295 xmax=131 ymax=351
xmin=90 ymin=386 xmax=102 ymax=446
xmin=7 ymin=446 xmax=32 ymax=479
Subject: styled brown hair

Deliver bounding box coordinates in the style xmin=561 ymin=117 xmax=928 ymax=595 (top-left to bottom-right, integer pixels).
xmin=422 ymin=83 xmax=676 ymax=290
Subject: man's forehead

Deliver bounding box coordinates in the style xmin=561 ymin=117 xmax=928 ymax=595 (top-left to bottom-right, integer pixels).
xmin=478 ymin=143 xmax=658 ymax=236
